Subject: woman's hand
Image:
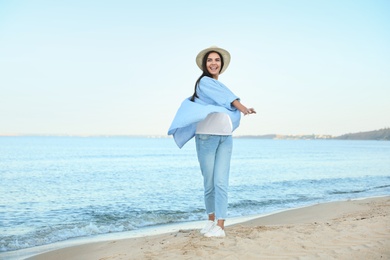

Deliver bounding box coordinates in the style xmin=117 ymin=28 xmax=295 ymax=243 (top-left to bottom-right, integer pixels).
xmin=244 ymin=108 xmax=256 ymax=115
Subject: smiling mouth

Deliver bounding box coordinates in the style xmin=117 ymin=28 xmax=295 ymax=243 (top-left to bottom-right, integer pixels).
xmin=209 ymin=66 xmax=219 ymax=72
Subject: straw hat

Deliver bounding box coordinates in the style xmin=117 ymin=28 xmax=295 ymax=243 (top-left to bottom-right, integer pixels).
xmin=196 ymin=46 xmax=231 ymax=74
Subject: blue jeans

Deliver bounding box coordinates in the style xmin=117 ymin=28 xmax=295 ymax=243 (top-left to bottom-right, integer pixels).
xmin=195 ymin=134 xmax=233 ymax=220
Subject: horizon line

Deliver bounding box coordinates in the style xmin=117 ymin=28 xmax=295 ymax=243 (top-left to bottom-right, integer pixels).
xmin=0 ymin=128 xmax=388 ymax=138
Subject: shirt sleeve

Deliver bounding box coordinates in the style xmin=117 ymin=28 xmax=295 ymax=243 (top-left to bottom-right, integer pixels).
xmin=197 ymin=77 xmax=239 ymax=110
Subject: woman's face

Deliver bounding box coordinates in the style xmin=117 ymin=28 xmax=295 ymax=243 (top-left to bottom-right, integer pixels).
xmin=206 ymin=52 xmax=222 ymax=79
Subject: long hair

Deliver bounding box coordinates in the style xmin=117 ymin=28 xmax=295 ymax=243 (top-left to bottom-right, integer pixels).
xmin=190 ymin=51 xmax=224 ymax=101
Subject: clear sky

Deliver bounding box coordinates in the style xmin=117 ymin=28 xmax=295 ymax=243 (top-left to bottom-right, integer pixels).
xmin=1 ymin=0 xmax=389 ymax=136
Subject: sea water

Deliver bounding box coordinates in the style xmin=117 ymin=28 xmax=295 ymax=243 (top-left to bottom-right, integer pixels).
xmin=0 ymin=136 xmax=389 ymax=255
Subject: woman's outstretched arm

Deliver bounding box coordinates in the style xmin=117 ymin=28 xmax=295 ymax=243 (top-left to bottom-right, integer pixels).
xmin=232 ymin=99 xmax=256 ymax=116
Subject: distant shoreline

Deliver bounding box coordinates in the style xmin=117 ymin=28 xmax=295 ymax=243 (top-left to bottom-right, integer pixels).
xmin=236 ymin=127 xmax=390 ymax=140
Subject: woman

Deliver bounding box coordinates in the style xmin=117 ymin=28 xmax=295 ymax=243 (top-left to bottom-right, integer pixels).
xmin=168 ymin=46 xmax=255 ymax=237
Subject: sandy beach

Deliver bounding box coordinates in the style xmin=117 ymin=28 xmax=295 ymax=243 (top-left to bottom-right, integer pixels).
xmin=24 ymin=196 xmax=390 ymax=260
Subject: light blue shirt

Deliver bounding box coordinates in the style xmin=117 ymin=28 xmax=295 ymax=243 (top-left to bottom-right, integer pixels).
xmin=168 ymin=76 xmax=241 ymax=148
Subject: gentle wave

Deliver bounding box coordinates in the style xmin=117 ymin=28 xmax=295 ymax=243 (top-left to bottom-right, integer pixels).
xmin=328 ymin=183 xmax=390 ymax=195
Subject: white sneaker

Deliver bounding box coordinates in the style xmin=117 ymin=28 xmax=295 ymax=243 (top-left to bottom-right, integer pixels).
xmin=204 ymin=225 xmax=226 ymax=237
xmin=200 ymin=220 xmax=215 ymax=234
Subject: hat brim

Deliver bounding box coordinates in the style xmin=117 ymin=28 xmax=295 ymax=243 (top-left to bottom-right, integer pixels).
xmin=196 ymin=46 xmax=231 ymax=74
